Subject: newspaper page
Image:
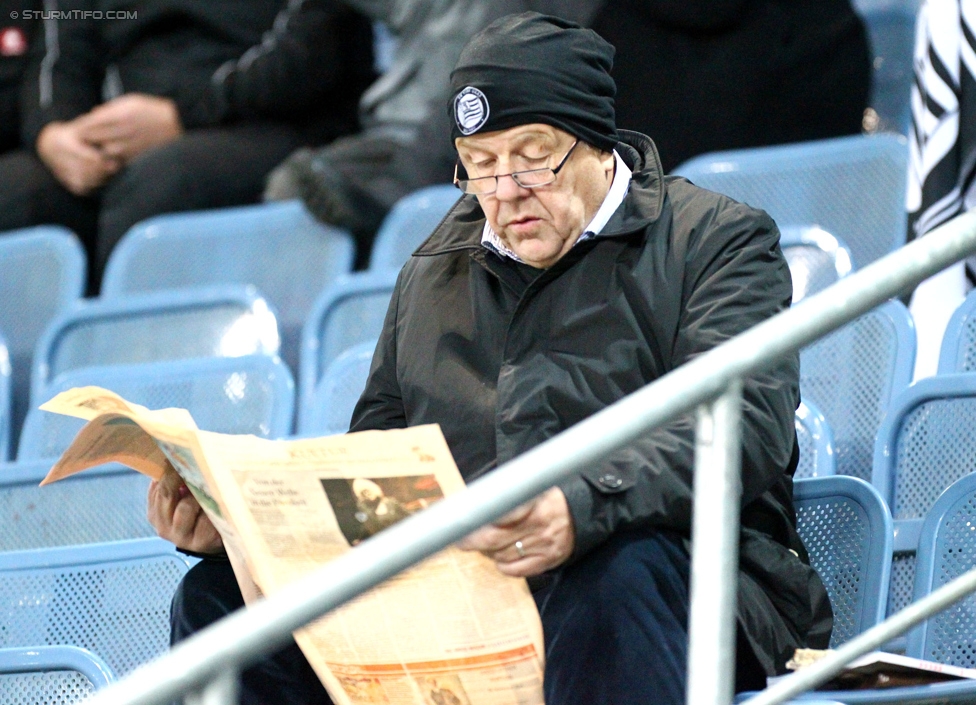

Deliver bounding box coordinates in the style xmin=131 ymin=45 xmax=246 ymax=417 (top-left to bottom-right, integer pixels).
xmin=40 ymin=387 xmax=546 ymax=705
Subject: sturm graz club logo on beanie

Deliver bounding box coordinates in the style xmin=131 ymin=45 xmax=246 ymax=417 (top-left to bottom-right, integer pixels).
xmin=448 ymin=12 xmax=618 ymax=152
xmin=455 ymin=87 xmax=490 ymax=135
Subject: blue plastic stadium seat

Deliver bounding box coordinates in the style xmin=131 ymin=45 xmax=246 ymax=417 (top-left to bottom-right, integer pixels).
xmin=0 ymin=332 xmax=10 ymax=461
xmin=794 ymin=477 xmax=892 ymax=648
xmin=301 ymin=340 xmax=376 ymax=436
xmin=18 ymin=355 xmax=294 ymax=460
xmin=299 ymin=271 xmax=398 ymax=429
xmin=673 ymin=134 xmax=908 ymax=269
xmin=0 ymin=461 xmax=154 ymax=551
xmin=0 ymin=538 xmax=191 ymax=677
xmin=780 ymin=226 xmax=854 ymax=303
xmin=794 ymin=400 xmax=837 ymax=480
xmin=799 ymin=300 xmax=915 ymax=481
xmin=872 ymin=373 xmax=976 ymax=622
xmin=0 ymin=646 xmax=114 ymax=702
xmin=30 ymin=285 xmax=280 ymax=404
xmin=938 ymin=288 xmax=976 ymax=373
xmin=0 ymin=226 xmax=86 ymax=457
xmin=100 ymin=200 xmax=354 ymax=372
xmin=369 ymin=185 xmax=460 ymax=270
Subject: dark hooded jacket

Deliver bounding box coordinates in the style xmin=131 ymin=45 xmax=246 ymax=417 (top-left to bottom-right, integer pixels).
xmin=350 ymin=129 xmax=833 ymax=676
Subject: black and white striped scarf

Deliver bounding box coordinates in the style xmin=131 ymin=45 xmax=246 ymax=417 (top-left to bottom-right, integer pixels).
xmin=908 ymin=0 xmax=976 ymax=279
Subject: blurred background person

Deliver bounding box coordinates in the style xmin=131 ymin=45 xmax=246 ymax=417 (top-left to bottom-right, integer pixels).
xmin=0 ymin=0 xmax=39 ymax=154
xmin=0 ymin=0 xmax=375 ymax=292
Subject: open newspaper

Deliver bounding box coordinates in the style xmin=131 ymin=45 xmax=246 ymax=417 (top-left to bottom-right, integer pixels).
xmin=40 ymin=387 xmax=546 ymax=705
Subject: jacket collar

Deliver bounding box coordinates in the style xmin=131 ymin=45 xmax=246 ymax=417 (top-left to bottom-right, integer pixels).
xmin=414 ymin=129 xmax=666 ymax=257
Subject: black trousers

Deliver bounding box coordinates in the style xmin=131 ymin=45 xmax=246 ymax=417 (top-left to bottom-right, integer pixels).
xmin=171 ymin=529 xmax=767 ymax=705
xmin=0 ymin=122 xmax=303 ymax=293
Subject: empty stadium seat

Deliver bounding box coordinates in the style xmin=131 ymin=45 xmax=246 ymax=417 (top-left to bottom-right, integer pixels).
xmin=100 ymin=200 xmax=355 ymax=372
xmin=937 ymin=287 xmax=976 ymax=373
xmin=0 ymin=645 xmax=114 ymax=702
xmin=19 ymin=355 xmax=295 ymax=461
xmin=0 ymin=538 xmax=190 ymax=677
xmin=800 ymin=300 xmax=915 ymax=481
xmin=299 ymin=271 xmax=397 ymax=429
xmin=30 ymin=286 xmax=280 ymax=404
xmin=780 ymin=226 xmax=854 ymax=303
xmin=794 ymin=400 xmax=837 ymax=480
xmin=369 ymin=185 xmax=460 ymax=270
xmin=0 ymin=461 xmax=153 ymax=551
xmin=300 ymin=340 xmax=376 ymax=436
xmin=794 ymin=476 xmax=892 ymax=648
xmin=0 ymin=227 xmax=86 ymax=457
xmin=872 ymin=373 xmax=976 ymax=622
xmin=0 ymin=332 xmax=9 ymax=461
xmin=673 ymin=134 xmax=909 ymax=269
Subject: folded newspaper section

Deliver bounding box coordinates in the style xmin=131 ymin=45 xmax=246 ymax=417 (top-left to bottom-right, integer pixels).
xmin=40 ymin=387 xmax=546 ymax=705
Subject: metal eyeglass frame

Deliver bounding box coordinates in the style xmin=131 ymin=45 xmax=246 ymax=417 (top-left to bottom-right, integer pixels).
xmin=453 ymin=140 xmax=580 ymax=195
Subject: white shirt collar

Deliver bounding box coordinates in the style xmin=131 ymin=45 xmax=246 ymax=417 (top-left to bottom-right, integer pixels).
xmin=481 ymin=149 xmax=632 ymax=263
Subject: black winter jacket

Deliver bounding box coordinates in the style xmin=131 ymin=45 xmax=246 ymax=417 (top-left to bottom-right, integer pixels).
xmin=351 ymin=130 xmax=832 ymax=675
xmin=0 ymin=0 xmax=39 ymax=152
xmin=19 ymin=0 xmax=374 ymax=146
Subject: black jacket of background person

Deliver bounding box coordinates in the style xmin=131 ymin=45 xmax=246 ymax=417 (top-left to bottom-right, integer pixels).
xmin=591 ymin=0 xmax=872 ymax=172
xmin=0 ymin=0 xmax=39 ymax=152
xmin=350 ymin=130 xmax=833 ymax=677
xmin=19 ymin=0 xmax=375 ymax=148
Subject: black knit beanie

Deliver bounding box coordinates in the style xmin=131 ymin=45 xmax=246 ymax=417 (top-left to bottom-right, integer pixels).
xmin=449 ymin=12 xmax=618 ymax=152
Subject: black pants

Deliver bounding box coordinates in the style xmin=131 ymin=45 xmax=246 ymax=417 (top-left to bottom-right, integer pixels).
xmin=171 ymin=530 xmax=767 ymax=705
xmin=0 ymin=122 xmax=303 ymax=294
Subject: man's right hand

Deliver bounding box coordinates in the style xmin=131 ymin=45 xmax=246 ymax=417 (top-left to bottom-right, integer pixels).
xmin=36 ymin=120 xmax=120 ymax=196
xmin=148 ymin=464 xmax=223 ymax=555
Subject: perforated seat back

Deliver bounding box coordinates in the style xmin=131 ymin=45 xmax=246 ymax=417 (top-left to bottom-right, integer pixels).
xmin=0 ymin=333 xmax=10 ymax=461
xmin=0 ymin=462 xmax=153 ymax=551
xmin=0 ymin=227 xmax=86 ymax=457
xmin=799 ymin=300 xmax=915 ymax=481
xmin=780 ymin=226 xmax=854 ymax=303
xmin=0 ymin=539 xmax=190 ymax=677
xmin=19 ymin=355 xmax=294 ymax=460
xmin=31 ymin=286 xmax=280 ymax=403
xmin=369 ymin=185 xmax=460 ymax=270
xmin=301 ymin=341 xmax=376 ymax=436
xmin=101 ymin=200 xmax=354 ymax=372
xmin=793 ymin=477 xmax=892 ymax=647
xmin=794 ymin=400 xmax=837 ymax=480
xmin=938 ymin=288 xmax=976 ymax=373
xmin=300 ymin=271 xmax=397 ymax=429
xmin=673 ymin=134 xmax=908 ymax=269
xmin=0 ymin=645 xmax=114 ymax=703
xmin=873 ymin=374 xmax=976 ymax=620
xmin=907 ymin=473 xmax=976 ymax=667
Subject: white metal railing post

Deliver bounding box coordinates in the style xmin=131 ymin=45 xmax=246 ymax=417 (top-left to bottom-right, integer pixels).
xmin=687 ymin=380 xmax=743 ymax=705
xmin=184 ymin=669 xmax=237 ymax=705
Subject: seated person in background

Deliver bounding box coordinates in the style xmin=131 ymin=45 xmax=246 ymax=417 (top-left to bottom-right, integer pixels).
xmin=151 ymin=13 xmax=832 ymax=705
xmin=0 ymin=0 xmax=375 ymax=292
xmin=0 ymin=0 xmax=39 ymax=155
xmin=264 ymin=0 xmax=546 ymax=259
xmin=589 ymin=0 xmax=872 ymax=172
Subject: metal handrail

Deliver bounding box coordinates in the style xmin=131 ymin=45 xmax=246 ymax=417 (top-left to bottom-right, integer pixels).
xmin=85 ymin=211 xmax=976 ymax=705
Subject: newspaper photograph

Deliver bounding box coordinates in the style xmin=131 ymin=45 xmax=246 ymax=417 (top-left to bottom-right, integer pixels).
xmin=39 ymin=386 xmax=546 ymax=705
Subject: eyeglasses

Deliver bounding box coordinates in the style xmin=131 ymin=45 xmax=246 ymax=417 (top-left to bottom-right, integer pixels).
xmin=453 ymin=140 xmax=580 ymax=195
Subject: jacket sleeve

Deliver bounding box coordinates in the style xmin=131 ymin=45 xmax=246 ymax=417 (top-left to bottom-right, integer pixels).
xmin=176 ymin=0 xmax=373 ymax=129
xmin=559 ymin=197 xmax=799 ymax=560
xmin=348 ymin=272 xmax=409 ymax=433
xmin=20 ymin=0 xmax=105 ymax=146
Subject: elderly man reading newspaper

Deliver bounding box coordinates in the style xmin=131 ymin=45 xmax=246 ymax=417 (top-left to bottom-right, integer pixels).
xmin=150 ymin=13 xmax=832 ymax=705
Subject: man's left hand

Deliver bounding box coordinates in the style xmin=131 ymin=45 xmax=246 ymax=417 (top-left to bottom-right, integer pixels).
xmin=458 ymin=487 xmax=575 ymax=577
xmin=77 ymin=94 xmax=183 ymax=163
